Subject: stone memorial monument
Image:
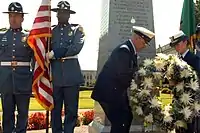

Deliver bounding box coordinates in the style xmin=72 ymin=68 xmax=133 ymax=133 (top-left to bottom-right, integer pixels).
xmin=88 ymin=0 xmax=161 ymax=132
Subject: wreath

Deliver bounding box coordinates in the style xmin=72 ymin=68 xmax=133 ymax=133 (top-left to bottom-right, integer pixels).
xmin=129 ymin=53 xmax=200 ymax=132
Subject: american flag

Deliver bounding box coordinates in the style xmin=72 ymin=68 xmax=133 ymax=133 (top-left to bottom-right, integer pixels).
xmin=27 ymin=0 xmax=54 ymax=110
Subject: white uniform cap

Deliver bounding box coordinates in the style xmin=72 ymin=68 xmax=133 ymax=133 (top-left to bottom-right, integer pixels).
xmin=169 ymin=30 xmax=188 ymax=47
xmin=132 ymin=26 xmax=155 ymax=42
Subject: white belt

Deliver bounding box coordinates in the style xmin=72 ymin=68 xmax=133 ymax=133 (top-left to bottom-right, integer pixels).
xmin=0 ymin=61 xmax=30 ymax=67
xmin=61 ymin=55 xmax=78 ymax=60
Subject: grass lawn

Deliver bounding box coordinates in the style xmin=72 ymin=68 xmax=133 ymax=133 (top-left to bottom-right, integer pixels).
xmin=0 ymin=91 xmax=94 ymax=111
xmin=0 ymin=91 xmax=173 ymax=111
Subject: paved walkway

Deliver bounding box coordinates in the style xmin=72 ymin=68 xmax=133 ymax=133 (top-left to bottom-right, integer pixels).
xmin=27 ymin=126 xmax=89 ymax=133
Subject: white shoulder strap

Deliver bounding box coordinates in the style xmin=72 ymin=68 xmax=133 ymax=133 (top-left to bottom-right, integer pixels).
xmin=120 ymin=45 xmax=130 ymax=51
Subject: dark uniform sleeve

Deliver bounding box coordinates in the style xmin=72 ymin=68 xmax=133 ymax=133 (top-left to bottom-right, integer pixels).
xmin=64 ymin=25 xmax=85 ymax=56
xmin=183 ymin=51 xmax=200 ymax=73
xmin=114 ymin=48 xmax=135 ymax=89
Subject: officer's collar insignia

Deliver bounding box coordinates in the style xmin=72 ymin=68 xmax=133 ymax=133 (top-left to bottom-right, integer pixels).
xmin=68 ymin=30 xmax=73 ymax=36
xmin=21 ymin=36 xmax=27 ymax=42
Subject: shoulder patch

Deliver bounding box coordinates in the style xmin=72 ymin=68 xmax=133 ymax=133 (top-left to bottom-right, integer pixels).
xmin=120 ymin=45 xmax=130 ymax=51
xmin=78 ymin=26 xmax=83 ymax=32
xmin=78 ymin=25 xmax=85 ymax=36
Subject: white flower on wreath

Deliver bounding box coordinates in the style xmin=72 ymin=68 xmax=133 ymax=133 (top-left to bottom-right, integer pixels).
xmin=142 ymin=78 xmax=153 ymax=89
xmin=162 ymin=104 xmax=173 ymax=123
xmin=156 ymin=53 xmax=169 ymax=60
xmin=130 ymin=96 xmax=138 ymax=103
xmin=164 ymin=104 xmax=172 ymax=111
xmin=138 ymin=89 xmax=151 ymax=97
xmin=163 ymin=104 xmax=172 ymax=114
xmin=138 ymin=68 xmax=146 ymax=76
xmin=176 ymin=82 xmax=184 ymax=92
xmin=154 ymin=60 xmax=166 ymax=71
xmin=150 ymin=97 xmax=161 ymax=108
xmin=194 ymin=102 xmax=200 ymax=113
xmin=180 ymin=107 xmax=192 ymax=120
xmin=187 ymin=79 xmax=199 ymax=91
xmin=180 ymin=93 xmax=193 ymax=105
xmin=163 ymin=114 xmax=173 ymax=123
xmin=153 ymin=72 xmax=162 ymax=79
xmin=180 ymin=69 xmax=191 ymax=78
xmin=130 ymin=80 xmax=137 ymax=91
xmin=143 ymin=59 xmax=153 ymax=67
xmin=145 ymin=114 xmax=153 ymax=123
xmin=172 ymin=55 xmax=181 ymax=63
xmin=175 ymin=120 xmax=187 ymax=128
xmin=166 ymin=65 xmax=174 ymax=76
xmin=135 ymin=106 xmax=143 ymax=115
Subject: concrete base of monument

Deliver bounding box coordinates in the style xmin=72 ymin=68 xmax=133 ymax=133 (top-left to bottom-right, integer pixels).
xmin=88 ymin=121 xmax=166 ymax=133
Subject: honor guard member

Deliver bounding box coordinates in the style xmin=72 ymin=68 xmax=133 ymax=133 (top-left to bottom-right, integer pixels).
xmin=169 ymin=31 xmax=200 ymax=133
xmin=47 ymin=1 xmax=85 ymax=133
xmin=91 ymin=26 xmax=155 ymax=133
xmin=0 ymin=2 xmax=33 ymax=133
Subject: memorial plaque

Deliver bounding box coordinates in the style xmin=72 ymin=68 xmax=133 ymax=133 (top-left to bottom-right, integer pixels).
xmin=89 ymin=0 xmax=160 ymax=132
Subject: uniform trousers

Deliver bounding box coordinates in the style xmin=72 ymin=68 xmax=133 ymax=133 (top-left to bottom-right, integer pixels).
xmin=1 ymin=93 xmax=30 ymax=133
xmin=99 ymin=96 xmax=133 ymax=133
xmin=51 ymin=86 xmax=79 ymax=133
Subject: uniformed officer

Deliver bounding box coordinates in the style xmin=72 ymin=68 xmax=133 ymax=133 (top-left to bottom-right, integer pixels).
xmin=169 ymin=31 xmax=200 ymax=133
xmin=91 ymin=26 xmax=155 ymax=133
xmin=0 ymin=2 xmax=33 ymax=133
xmin=47 ymin=1 xmax=85 ymax=133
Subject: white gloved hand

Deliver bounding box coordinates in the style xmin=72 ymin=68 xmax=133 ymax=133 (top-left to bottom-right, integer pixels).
xmin=46 ymin=50 xmax=54 ymax=60
xmin=196 ymin=44 xmax=200 ymax=51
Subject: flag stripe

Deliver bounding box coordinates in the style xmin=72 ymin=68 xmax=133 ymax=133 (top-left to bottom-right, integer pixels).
xmin=40 ymin=0 xmax=50 ymax=6
xmin=34 ymin=16 xmax=51 ymax=23
xmin=39 ymin=84 xmax=53 ymax=103
xmin=36 ymin=11 xmax=50 ymax=18
xmin=36 ymin=38 xmax=45 ymax=57
xmin=29 ymin=28 xmax=51 ymax=36
xmin=27 ymin=0 xmax=53 ymax=111
xmin=32 ymin=22 xmax=51 ymax=30
xmin=39 ymin=6 xmax=50 ymax=11
xmin=38 ymin=93 xmax=52 ymax=108
xmin=40 ymin=77 xmax=52 ymax=94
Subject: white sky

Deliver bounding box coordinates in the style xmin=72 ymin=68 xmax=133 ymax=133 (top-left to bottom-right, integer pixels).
xmin=0 ymin=0 xmax=184 ymax=70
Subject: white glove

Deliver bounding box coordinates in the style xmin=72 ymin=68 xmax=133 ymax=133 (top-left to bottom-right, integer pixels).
xmin=196 ymin=44 xmax=200 ymax=51
xmin=46 ymin=50 xmax=54 ymax=60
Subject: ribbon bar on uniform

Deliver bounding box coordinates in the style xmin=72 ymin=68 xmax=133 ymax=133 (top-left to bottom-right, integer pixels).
xmin=0 ymin=61 xmax=30 ymax=67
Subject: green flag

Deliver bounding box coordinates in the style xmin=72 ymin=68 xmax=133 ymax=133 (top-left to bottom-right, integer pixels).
xmin=180 ymin=0 xmax=196 ymax=50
